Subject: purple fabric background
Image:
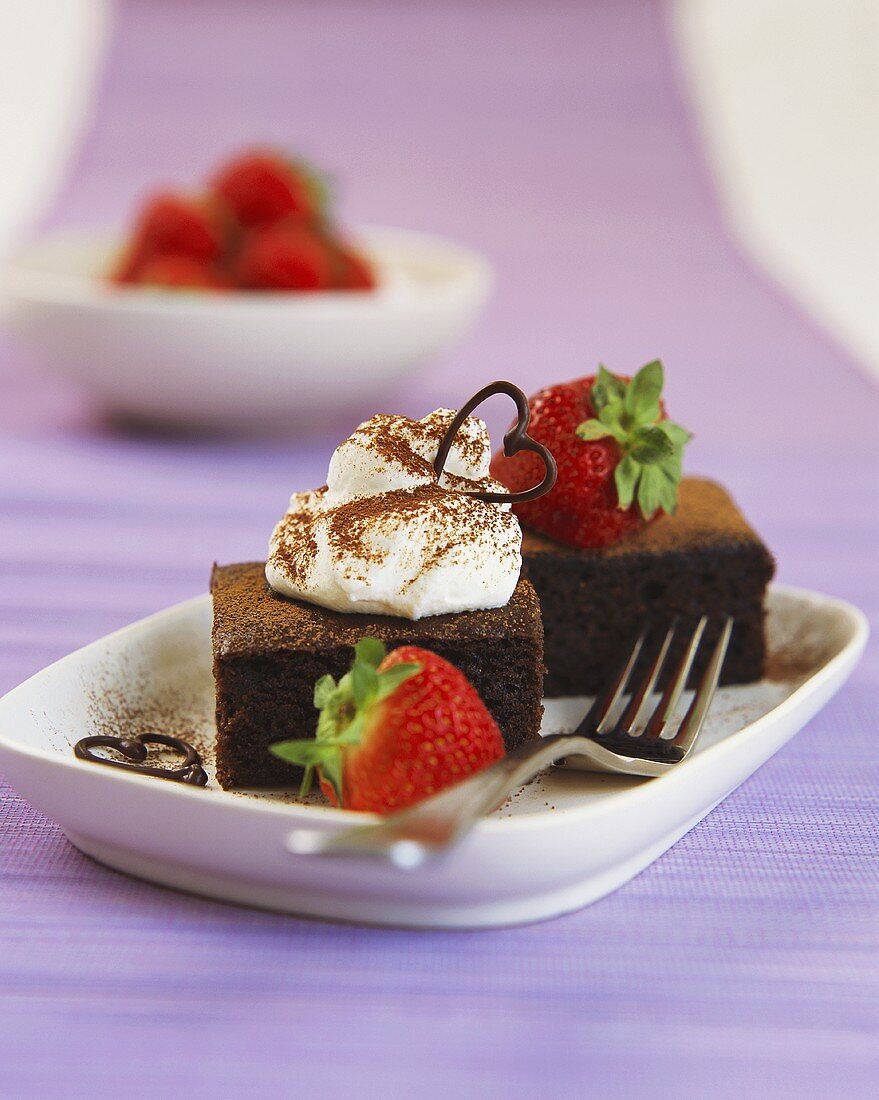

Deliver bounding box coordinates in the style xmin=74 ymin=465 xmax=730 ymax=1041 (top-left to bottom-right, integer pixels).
xmin=1 ymin=1 xmax=877 ymax=1094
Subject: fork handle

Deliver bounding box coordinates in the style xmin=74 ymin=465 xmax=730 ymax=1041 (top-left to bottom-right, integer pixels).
xmin=286 ymin=734 xmax=590 ymax=865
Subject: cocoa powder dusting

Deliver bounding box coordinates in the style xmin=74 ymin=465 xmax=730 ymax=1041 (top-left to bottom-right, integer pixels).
xmin=270 ymin=490 xmax=326 ymax=587
xmin=355 ymin=414 xmax=435 ymax=480
xmin=416 ymin=409 xmax=486 ymax=471
xmin=324 ymin=483 xmax=503 ymax=582
xmin=268 ymin=409 xmax=513 ymax=598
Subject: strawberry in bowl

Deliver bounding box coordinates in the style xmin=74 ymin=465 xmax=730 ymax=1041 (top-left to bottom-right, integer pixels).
xmin=108 ymin=146 xmax=375 ymax=294
xmin=210 ymin=150 xmax=325 ymax=228
xmin=2 ymin=145 xmax=492 ymax=431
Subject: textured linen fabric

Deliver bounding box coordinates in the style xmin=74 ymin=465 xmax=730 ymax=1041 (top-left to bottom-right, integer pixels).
xmin=1 ymin=1 xmax=877 ymax=1096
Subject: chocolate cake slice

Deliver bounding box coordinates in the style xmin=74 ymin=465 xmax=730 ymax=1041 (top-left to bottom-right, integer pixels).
xmin=522 ymin=478 xmax=775 ymax=696
xmin=211 ymin=563 xmax=544 ymax=789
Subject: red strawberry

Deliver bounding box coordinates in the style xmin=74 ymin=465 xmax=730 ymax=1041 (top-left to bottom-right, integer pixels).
xmin=111 ymin=192 xmax=231 ymax=282
xmin=330 ymin=243 xmax=376 ymax=290
xmin=270 ymin=638 xmax=505 ymax=814
xmin=135 ymin=255 xmax=232 ymax=291
xmin=236 ymin=220 xmax=332 ymax=290
xmin=490 ymin=361 xmax=691 ymax=549
xmin=210 ymin=150 xmax=324 ymax=228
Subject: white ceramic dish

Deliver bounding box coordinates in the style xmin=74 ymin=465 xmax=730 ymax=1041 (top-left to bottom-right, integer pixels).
xmin=0 ymin=225 xmax=493 ymax=432
xmin=0 ymin=585 xmax=866 ymax=929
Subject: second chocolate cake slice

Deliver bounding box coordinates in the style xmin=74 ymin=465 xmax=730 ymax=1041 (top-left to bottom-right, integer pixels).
xmin=522 ymin=478 xmax=774 ymax=696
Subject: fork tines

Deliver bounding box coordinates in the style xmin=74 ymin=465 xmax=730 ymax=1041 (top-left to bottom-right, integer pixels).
xmin=576 ymin=617 xmax=734 ymax=763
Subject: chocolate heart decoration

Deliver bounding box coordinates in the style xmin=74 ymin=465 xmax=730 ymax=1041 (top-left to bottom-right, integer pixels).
xmin=74 ymin=733 xmax=208 ymax=787
xmin=433 ymin=380 xmax=557 ymax=503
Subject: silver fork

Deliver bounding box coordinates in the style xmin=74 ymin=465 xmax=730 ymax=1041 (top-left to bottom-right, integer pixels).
xmin=285 ymin=616 xmax=733 ymax=868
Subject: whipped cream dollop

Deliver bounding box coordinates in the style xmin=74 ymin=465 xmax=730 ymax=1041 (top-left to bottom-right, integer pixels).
xmin=265 ymin=409 xmax=522 ymax=619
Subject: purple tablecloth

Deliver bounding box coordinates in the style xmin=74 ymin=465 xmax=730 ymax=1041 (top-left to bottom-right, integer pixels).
xmin=2 ymin=1 xmax=877 ymax=1094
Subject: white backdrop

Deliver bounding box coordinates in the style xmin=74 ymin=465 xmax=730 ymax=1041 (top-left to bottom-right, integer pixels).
xmin=0 ymin=2 xmax=110 ymax=256
xmin=674 ymin=0 xmax=879 ymax=381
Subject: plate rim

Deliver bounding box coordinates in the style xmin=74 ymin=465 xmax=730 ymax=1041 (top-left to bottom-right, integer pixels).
xmin=0 ymin=582 xmax=868 ymax=835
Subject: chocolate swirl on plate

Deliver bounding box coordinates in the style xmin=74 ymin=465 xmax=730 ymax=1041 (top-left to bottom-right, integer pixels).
xmin=74 ymin=733 xmax=208 ymax=787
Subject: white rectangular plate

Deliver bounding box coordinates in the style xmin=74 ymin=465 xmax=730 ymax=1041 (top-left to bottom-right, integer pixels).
xmin=0 ymin=585 xmax=867 ymax=929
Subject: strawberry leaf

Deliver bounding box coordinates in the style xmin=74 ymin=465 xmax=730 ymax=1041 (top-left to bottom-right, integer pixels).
xmin=615 ymin=454 xmax=640 ymax=510
xmin=591 ymin=365 xmax=626 ymax=412
xmin=656 ymin=420 xmax=692 ymax=447
xmin=351 ymin=661 xmax=378 ymax=706
xmin=376 ymin=662 xmax=421 ymax=700
xmin=575 ymin=418 xmax=612 ymax=442
xmin=629 ymin=425 xmax=674 ymax=464
xmin=320 ymin=753 xmax=344 ymax=805
xmin=656 ymin=450 xmax=683 ymax=488
xmin=596 ymin=405 xmax=628 ymax=443
xmin=637 ymin=466 xmax=665 ymax=518
xmin=580 ymin=361 xmax=691 ymax=517
xmin=313 ymin=674 xmax=337 ymax=709
xmin=315 ymin=709 xmax=337 ymax=741
xmin=270 ymin=738 xmax=339 ymax=798
xmin=336 ymin=713 xmax=367 ymax=744
xmin=355 ymin=637 xmax=386 ymax=668
xmin=271 ymin=740 xmax=336 ymax=767
xmin=624 ymin=360 xmax=663 ymax=422
xmin=656 ymin=470 xmax=680 ymax=515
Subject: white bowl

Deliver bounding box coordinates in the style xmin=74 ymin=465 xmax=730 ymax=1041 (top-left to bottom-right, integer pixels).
xmin=0 ymin=225 xmax=493 ymax=432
